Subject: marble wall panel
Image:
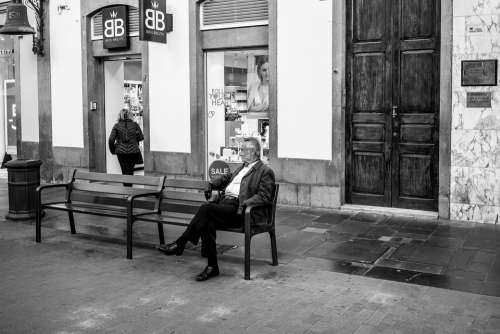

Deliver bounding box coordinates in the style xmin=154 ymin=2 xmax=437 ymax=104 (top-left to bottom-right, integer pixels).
xmin=450 ymin=203 xmax=499 ymax=224
xmin=454 ymin=1 xmax=500 ymax=17
xmin=451 ymin=130 xmax=497 ymax=167
xmin=450 ymin=166 xmax=495 ymax=205
xmin=452 ymin=100 xmax=500 ymax=130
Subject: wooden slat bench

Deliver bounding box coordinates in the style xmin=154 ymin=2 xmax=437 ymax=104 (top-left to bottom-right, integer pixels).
xmin=35 ymin=169 xmax=165 ymax=258
xmin=134 ymin=179 xmax=279 ymax=280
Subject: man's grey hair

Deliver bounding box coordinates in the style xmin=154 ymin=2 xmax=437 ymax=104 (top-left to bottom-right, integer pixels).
xmin=244 ymin=137 xmax=261 ymax=157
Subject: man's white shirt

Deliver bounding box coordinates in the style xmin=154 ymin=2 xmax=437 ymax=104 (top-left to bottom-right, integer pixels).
xmin=224 ymin=161 xmax=258 ymax=198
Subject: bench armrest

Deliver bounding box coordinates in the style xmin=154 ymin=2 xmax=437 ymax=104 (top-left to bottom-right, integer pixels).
xmin=127 ymin=191 xmax=162 ymax=215
xmin=36 ymin=183 xmax=69 ymax=194
xmin=244 ymin=203 xmax=273 ymax=232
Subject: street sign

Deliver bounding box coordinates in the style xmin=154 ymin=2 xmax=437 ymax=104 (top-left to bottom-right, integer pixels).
xmin=102 ymin=6 xmax=129 ymax=49
xmin=139 ymin=0 xmax=173 ymax=44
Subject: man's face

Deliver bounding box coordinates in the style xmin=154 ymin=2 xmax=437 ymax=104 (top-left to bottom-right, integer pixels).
xmin=240 ymin=142 xmax=257 ymax=163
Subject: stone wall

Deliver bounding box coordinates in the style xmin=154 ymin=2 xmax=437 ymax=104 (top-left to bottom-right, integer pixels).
xmin=450 ymin=0 xmax=500 ymax=223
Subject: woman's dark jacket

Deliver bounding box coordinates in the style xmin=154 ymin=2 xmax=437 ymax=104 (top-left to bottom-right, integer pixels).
xmin=211 ymin=160 xmax=275 ymax=223
xmin=108 ymin=119 xmax=144 ymax=155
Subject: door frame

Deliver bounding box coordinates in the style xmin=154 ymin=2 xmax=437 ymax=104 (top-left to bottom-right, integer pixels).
xmin=338 ymin=0 xmax=453 ymax=217
xmin=88 ymin=54 xmax=142 ymax=173
xmin=82 ymin=2 xmax=148 ymax=174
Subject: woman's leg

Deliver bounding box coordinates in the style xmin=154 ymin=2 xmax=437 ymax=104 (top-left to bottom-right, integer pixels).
xmin=117 ymin=154 xmax=134 ymax=186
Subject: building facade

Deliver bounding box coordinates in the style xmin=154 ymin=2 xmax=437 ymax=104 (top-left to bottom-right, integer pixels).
xmin=8 ymin=0 xmax=500 ymax=224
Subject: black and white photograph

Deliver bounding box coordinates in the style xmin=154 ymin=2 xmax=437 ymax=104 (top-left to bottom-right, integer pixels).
xmin=0 ymin=0 xmax=499 ymax=333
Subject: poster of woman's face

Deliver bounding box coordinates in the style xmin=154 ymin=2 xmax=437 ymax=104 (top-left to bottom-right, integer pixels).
xmin=247 ymin=55 xmax=269 ymax=113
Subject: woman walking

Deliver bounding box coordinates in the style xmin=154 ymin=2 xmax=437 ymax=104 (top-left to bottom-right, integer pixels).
xmin=108 ymin=108 xmax=144 ymax=185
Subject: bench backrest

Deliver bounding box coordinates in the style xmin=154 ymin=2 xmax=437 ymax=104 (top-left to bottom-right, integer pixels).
xmin=160 ymin=179 xmax=280 ymax=225
xmin=160 ymin=179 xmax=209 ymax=214
xmin=68 ymin=169 xmax=165 ymax=207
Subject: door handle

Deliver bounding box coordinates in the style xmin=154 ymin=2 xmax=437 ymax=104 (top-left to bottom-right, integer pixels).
xmin=392 ymin=106 xmax=399 ymax=137
xmin=392 ymin=106 xmax=398 ymax=118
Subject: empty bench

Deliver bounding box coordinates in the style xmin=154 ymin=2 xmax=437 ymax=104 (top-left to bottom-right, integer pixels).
xmin=133 ymin=179 xmax=279 ymax=280
xmin=36 ymin=169 xmax=165 ymax=258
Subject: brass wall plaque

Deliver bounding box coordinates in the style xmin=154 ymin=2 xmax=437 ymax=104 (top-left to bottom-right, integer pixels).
xmin=466 ymin=92 xmax=492 ymax=108
xmin=461 ymin=59 xmax=498 ymax=86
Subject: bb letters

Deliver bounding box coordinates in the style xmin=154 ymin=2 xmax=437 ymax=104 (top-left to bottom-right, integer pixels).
xmin=102 ymin=6 xmax=129 ymax=49
xmin=139 ymin=0 xmax=173 ymax=44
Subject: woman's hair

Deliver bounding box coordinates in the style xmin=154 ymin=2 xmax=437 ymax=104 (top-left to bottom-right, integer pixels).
xmin=255 ymin=55 xmax=269 ymax=82
xmin=118 ymin=108 xmax=130 ymax=121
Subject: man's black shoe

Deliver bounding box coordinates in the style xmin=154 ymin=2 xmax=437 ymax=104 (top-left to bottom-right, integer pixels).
xmin=195 ymin=266 xmax=220 ymax=281
xmin=157 ymin=242 xmax=184 ymax=256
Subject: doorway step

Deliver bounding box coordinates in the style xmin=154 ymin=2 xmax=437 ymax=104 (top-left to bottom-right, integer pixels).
xmin=341 ymin=204 xmax=437 ymax=220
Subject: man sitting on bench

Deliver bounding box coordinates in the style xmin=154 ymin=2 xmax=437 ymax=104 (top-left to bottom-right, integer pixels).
xmin=158 ymin=137 xmax=276 ymax=281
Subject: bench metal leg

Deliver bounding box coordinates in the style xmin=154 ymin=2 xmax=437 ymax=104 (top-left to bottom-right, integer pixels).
xmin=35 ymin=203 xmax=41 ymax=243
xmin=157 ymin=223 xmax=165 ymax=245
xmin=244 ymin=233 xmax=251 ymax=280
xmin=68 ymin=211 xmax=76 ymax=234
xmin=269 ymin=229 xmax=278 ymax=266
xmin=126 ymin=217 xmax=133 ymax=259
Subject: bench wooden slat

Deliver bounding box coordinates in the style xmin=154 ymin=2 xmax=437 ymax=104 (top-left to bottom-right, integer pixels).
xmin=164 ymin=179 xmax=208 ymax=190
xmin=160 ymin=201 xmax=201 ymax=215
xmin=72 ymin=183 xmax=158 ymax=196
xmin=135 ymin=212 xmax=194 ymax=226
xmin=45 ymin=202 xmax=155 ymax=217
xmin=161 ymin=190 xmax=207 ymax=202
xmin=74 ymin=170 xmax=163 ymax=187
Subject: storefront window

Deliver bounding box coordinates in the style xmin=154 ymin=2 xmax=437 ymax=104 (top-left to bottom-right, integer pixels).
xmin=206 ymin=50 xmax=270 ymax=166
xmin=0 ymin=36 xmax=16 ymax=155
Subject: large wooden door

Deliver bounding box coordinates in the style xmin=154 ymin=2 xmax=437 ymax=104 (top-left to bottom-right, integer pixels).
xmin=346 ymin=0 xmax=440 ymax=210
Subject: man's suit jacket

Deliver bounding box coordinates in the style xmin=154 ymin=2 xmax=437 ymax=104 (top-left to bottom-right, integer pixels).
xmin=211 ymin=160 xmax=276 ymax=223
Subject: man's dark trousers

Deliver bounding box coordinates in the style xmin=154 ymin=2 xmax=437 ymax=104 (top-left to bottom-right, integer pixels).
xmin=180 ymin=197 xmax=243 ymax=266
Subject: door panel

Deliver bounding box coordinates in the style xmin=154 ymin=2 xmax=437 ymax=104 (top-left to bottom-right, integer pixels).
xmin=353 ymin=0 xmax=386 ymax=41
xmin=400 ymin=52 xmax=435 ymax=111
xmin=393 ymin=0 xmax=439 ymax=210
xmin=402 ymin=0 xmax=435 ymax=39
xmin=346 ymin=0 xmax=391 ymax=206
xmin=347 ymin=0 xmax=439 ymax=210
xmin=353 ymin=54 xmax=385 ymax=112
xmin=399 ymin=155 xmax=432 ymax=197
xmin=353 ymin=152 xmax=385 ymax=195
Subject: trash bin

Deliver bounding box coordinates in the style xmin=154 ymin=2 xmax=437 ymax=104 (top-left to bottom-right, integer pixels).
xmin=5 ymin=159 xmax=42 ymax=220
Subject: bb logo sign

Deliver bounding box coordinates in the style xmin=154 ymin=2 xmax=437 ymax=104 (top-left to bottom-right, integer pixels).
xmin=139 ymin=0 xmax=173 ymax=44
xmin=102 ymin=6 xmax=129 ymax=49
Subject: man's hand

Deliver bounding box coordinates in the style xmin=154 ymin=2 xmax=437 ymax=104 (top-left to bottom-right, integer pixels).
xmin=204 ymin=182 xmax=212 ymax=200
xmin=236 ymin=205 xmax=246 ymax=216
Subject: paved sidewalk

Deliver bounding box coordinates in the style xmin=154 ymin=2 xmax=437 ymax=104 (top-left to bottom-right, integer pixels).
xmin=1 ymin=219 xmax=500 ymax=334
xmin=9 ymin=180 xmax=499 ymax=297
xmin=1 ymin=180 xmax=500 ymax=332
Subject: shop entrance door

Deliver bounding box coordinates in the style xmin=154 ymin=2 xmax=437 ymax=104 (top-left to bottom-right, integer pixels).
xmin=346 ymin=0 xmax=440 ymax=210
xmin=103 ymin=59 xmax=144 ymax=174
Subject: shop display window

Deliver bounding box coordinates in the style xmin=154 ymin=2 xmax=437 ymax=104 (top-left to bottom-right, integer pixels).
xmin=206 ymin=50 xmax=270 ymax=165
